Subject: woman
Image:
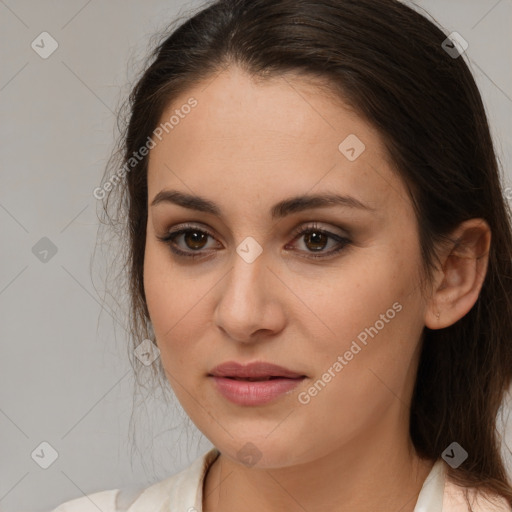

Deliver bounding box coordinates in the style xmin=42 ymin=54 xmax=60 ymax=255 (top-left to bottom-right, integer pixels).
xmin=53 ymin=0 xmax=512 ymax=510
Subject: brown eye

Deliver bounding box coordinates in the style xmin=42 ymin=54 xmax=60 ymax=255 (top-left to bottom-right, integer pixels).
xmin=183 ymin=230 xmax=209 ymax=250
xmin=303 ymin=231 xmax=329 ymax=251
xmin=156 ymin=224 xmax=219 ymax=260
xmin=286 ymin=223 xmax=352 ymax=260
xmin=157 ymin=222 xmax=351 ymax=261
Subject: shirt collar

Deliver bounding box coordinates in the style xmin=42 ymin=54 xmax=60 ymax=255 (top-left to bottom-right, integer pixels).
xmin=413 ymin=459 xmax=446 ymax=511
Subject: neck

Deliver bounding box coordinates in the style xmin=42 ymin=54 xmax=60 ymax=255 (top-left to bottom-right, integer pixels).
xmin=203 ymin=415 xmax=435 ymax=512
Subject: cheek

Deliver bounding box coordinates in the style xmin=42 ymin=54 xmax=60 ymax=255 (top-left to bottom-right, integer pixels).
xmin=143 ymin=242 xmax=212 ymax=378
xmin=301 ymin=240 xmax=424 ymax=381
xmin=308 ymin=257 xmax=416 ymax=336
xmin=143 ymin=244 xmax=182 ymax=358
xmin=143 ymin=244 xmax=171 ymax=333
xmin=295 ymin=291 xmax=423 ymax=451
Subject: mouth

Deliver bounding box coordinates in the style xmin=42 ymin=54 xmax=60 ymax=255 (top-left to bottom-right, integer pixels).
xmin=223 ymin=376 xmax=299 ymax=381
xmin=207 ymin=361 xmax=306 ymax=405
xmin=209 ymin=374 xmax=306 ymax=406
xmin=208 ymin=360 xmax=306 ymax=380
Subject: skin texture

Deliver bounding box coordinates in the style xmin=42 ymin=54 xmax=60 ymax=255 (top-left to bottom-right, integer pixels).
xmin=143 ymin=66 xmax=491 ymax=512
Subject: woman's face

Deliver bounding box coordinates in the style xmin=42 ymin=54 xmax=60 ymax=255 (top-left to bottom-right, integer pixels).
xmin=144 ymin=66 xmax=431 ymax=468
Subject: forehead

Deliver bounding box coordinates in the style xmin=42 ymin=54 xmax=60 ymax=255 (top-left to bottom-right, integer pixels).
xmin=147 ymin=66 xmax=411 ymax=217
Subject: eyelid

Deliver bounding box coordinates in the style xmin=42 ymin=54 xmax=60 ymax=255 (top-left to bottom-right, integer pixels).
xmin=157 ymin=221 xmax=352 ymax=260
xmin=289 ymin=221 xmax=348 ymax=240
xmin=284 ymin=222 xmax=351 ymax=259
xmin=162 ymin=220 xmax=348 ymax=241
xmin=157 ymin=222 xmax=220 ymax=254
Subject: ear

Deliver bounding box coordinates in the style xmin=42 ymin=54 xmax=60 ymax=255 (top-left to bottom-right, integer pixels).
xmin=424 ymin=218 xmax=491 ymax=330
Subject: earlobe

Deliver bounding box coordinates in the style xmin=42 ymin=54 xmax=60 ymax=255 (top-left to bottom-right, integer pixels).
xmin=424 ymin=219 xmax=491 ymax=330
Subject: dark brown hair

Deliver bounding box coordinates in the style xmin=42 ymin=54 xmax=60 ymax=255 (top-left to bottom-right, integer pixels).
xmin=97 ymin=0 xmax=512 ymax=505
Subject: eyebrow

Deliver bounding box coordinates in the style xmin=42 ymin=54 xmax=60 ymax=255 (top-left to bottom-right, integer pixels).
xmin=150 ymin=189 xmax=376 ymax=219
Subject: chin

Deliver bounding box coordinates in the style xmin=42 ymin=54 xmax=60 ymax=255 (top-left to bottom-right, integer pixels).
xmin=213 ymin=435 xmax=310 ymax=469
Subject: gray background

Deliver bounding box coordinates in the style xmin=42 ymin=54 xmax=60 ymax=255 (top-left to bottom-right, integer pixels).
xmin=0 ymin=1 xmax=511 ymax=511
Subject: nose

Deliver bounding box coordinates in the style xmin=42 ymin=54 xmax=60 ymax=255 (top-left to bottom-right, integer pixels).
xmin=213 ymin=247 xmax=287 ymax=344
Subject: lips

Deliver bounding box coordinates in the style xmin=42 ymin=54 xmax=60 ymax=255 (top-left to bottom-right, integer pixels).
xmin=208 ymin=361 xmax=306 ymax=406
xmin=208 ymin=361 xmax=306 ymax=380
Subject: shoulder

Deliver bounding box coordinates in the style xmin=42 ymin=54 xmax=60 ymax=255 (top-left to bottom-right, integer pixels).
xmin=49 ymin=485 xmax=154 ymax=512
xmin=49 ymin=447 xmax=220 ymax=512
xmin=444 ymin=478 xmax=512 ymax=512
xmin=49 ymin=489 xmax=121 ymax=512
xmin=50 ymin=480 xmax=189 ymax=512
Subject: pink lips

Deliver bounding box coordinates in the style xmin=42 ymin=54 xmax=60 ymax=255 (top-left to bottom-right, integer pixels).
xmin=208 ymin=361 xmax=306 ymax=406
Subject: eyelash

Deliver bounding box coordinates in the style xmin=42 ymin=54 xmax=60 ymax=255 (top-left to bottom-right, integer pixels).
xmin=156 ymin=222 xmax=352 ymax=261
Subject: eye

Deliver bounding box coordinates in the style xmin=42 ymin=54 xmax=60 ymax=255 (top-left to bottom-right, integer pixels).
xmin=285 ymin=222 xmax=352 ymax=259
xmin=156 ymin=222 xmax=352 ymax=260
xmin=156 ymin=223 xmax=219 ymax=260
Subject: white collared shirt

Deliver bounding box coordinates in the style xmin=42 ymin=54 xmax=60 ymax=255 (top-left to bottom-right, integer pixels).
xmin=50 ymin=448 xmax=511 ymax=511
